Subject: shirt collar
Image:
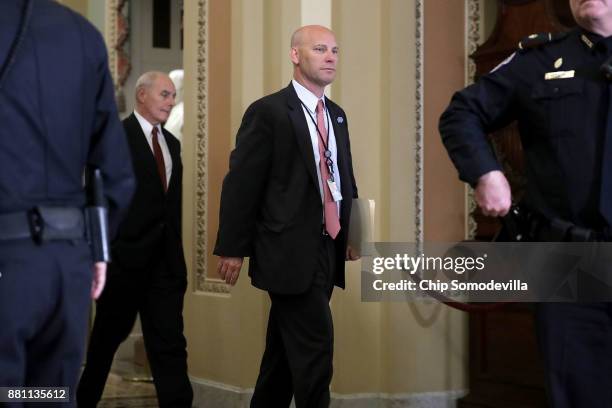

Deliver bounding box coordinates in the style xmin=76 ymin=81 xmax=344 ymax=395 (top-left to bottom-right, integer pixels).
xmin=292 ymin=79 xmax=325 ymax=114
xmin=133 ymin=110 xmax=161 ymax=137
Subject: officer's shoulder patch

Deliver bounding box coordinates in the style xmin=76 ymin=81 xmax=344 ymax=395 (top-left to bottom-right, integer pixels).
xmin=518 ymin=32 xmax=568 ymax=53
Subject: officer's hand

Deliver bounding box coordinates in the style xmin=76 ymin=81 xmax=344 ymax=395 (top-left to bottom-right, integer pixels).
xmin=346 ymin=245 xmax=360 ymax=261
xmin=475 ymin=170 xmax=512 ymax=217
xmin=217 ymin=256 xmax=243 ymax=286
xmin=91 ymin=262 xmax=107 ymax=300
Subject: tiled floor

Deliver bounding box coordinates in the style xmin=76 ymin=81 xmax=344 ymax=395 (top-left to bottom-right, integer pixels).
xmin=96 ymin=360 xmax=158 ymax=408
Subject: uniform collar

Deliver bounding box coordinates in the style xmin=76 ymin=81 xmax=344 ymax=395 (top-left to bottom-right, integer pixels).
xmin=579 ymin=29 xmax=612 ymax=53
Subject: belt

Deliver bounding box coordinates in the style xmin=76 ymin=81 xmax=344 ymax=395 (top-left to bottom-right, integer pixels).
xmin=0 ymin=207 xmax=86 ymax=243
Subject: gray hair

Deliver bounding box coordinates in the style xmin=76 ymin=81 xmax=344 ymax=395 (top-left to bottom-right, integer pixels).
xmin=134 ymin=71 xmax=165 ymax=99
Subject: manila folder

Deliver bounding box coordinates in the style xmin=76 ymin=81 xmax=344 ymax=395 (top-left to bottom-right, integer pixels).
xmin=347 ymin=198 xmax=375 ymax=256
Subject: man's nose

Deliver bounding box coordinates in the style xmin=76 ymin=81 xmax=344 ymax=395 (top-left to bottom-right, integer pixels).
xmin=325 ymin=52 xmax=337 ymax=62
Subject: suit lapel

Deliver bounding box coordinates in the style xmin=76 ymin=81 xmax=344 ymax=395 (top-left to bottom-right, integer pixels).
xmin=125 ymin=114 xmax=167 ymax=193
xmin=327 ymin=101 xmax=352 ymax=215
xmin=162 ymin=129 xmax=181 ymax=197
xmin=285 ymin=84 xmax=320 ymax=191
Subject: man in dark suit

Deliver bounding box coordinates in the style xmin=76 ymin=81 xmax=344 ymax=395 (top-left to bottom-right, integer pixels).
xmin=215 ymin=25 xmax=359 ymax=408
xmin=0 ymin=1 xmax=134 ymax=403
xmin=77 ymin=72 xmax=193 ymax=408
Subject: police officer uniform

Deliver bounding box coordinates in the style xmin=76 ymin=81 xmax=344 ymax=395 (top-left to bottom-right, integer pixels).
xmin=0 ymin=0 xmax=135 ymax=404
xmin=440 ymin=28 xmax=612 ymax=408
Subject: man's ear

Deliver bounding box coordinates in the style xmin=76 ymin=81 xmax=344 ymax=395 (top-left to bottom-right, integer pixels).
xmin=136 ymin=88 xmax=146 ymax=104
xmin=290 ymin=47 xmax=300 ymax=65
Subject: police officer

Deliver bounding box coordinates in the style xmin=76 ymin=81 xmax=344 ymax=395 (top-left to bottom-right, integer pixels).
xmin=0 ymin=0 xmax=134 ymax=404
xmin=440 ymin=1 xmax=612 ymax=407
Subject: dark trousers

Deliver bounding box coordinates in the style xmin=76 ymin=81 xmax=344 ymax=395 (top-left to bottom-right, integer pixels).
xmin=0 ymin=240 xmax=92 ymax=407
xmin=536 ymin=303 xmax=612 ymax=408
xmin=251 ymin=235 xmax=337 ymax=408
xmin=77 ymin=257 xmax=192 ymax=408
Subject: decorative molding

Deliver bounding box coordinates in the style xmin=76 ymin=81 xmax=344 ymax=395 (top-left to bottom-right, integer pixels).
xmin=415 ymin=0 xmax=424 ymax=247
xmin=105 ymin=0 xmax=119 ymax=82
xmin=104 ymin=0 xmax=131 ymax=112
xmin=190 ymin=377 xmax=466 ymax=408
xmin=193 ymin=0 xmax=228 ymax=294
xmin=465 ymin=0 xmax=485 ymax=240
xmin=466 ymin=0 xmax=483 ymax=85
xmin=115 ymin=0 xmax=131 ymax=112
xmin=201 ymin=280 xmax=232 ymax=295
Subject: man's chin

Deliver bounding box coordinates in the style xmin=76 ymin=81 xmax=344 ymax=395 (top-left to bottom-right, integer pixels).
xmin=318 ymin=76 xmax=336 ymax=87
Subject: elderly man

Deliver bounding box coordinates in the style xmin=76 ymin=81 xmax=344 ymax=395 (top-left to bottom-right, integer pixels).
xmin=440 ymin=0 xmax=612 ymax=406
xmin=78 ymin=72 xmax=192 ymax=408
xmin=214 ymin=25 xmax=359 ymax=407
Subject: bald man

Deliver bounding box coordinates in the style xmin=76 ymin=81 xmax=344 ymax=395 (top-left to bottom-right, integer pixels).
xmin=78 ymin=72 xmax=193 ymax=407
xmin=215 ymin=25 xmax=359 ymax=407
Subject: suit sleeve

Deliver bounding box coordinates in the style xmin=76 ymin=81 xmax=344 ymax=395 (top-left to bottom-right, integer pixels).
xmin=214 ymin=101 xmax=273 ymax=257
xmin=439 ymin=53 xmax=522 ymax=185
xmin=85 ymin=27 xmax=135 ymax=238
xmin=343 ymin=111 xmax=358 ymax=199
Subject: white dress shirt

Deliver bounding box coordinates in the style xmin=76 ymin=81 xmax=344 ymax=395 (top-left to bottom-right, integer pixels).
xmin=292 ymin=80 xmax=341 ymax=217
xmin=134 ymin=110 xmax=173 ymax=183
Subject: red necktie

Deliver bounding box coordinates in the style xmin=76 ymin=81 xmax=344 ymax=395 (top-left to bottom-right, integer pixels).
xmin=316 ymin=100 xmax=340 ymax=239
xmin=151 ymin=127 xmax=167 ymax=192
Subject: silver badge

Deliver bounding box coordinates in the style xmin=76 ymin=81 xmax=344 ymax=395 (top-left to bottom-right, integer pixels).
xmin=337 ymin=117 xmax=344 ymax=124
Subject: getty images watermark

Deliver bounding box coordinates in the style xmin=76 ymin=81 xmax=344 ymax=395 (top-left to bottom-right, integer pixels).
xmin=360 ymin=242 xmax=612 ymax=302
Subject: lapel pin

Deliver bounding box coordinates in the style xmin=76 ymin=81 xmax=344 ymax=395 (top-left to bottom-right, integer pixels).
xmin=554 ymin=57 xmax=563 ymax=69
xmin=337 ymin=117 xmax=344 ymax=124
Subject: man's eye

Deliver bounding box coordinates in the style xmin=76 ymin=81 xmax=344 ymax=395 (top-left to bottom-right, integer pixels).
xmin=314 ymin=47 xmax=325 ymax=53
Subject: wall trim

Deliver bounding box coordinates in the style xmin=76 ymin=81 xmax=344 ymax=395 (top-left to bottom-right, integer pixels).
xmin=104 ymin=0 xmax=130 ymax=112
xmin=415 ymin=0 xmax=424 ymax=246
xmin=105 ymin=0 xmax=118 ymax=82
xmin=191 ymin=0 xmax=230 ymax=294
xmin=465 ymin=0 xmax=485 ymax=239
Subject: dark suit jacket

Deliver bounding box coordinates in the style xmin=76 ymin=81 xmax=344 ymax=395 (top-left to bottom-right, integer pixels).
xmin=214 ymin=83 xmax=358 ymax=294
xmin=112 ymin=114 xmax=186 ymax=275
xmin=0 ymin=0 xmax=134 ymax=233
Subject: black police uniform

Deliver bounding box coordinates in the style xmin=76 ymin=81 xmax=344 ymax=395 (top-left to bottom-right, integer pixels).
xmin=0 ymin=0 xmax=135 ymax=405
xmin=440 ymin=28 xmax=612 ymax=407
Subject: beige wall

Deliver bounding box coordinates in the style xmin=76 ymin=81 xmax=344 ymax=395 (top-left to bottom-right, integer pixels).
xmin=424 ymin=0 xmax=467 ymax=243
xmin=181 ymin=0 xmax=470 ymax=398
xmin=182 ymin=0 xmax=266 ymax=388
xmin=58 ymin=0 xmax=88 ymax=16
xmin=58 ymin=0 xmax=104 ymax=39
